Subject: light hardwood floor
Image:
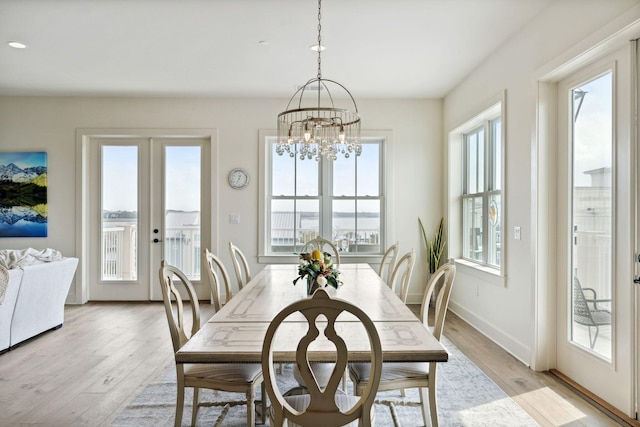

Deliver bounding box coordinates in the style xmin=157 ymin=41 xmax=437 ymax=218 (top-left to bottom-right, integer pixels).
xmin=0 ymin=302 xmax=630 ymax=426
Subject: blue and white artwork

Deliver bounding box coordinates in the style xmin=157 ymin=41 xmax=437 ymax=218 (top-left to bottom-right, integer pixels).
xmin=0 ymin=152 xmax=48 ymax=237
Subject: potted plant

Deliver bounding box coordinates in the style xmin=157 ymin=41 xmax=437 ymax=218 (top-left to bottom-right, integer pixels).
xmin=419 ymin=217 xmax=446 ymax=304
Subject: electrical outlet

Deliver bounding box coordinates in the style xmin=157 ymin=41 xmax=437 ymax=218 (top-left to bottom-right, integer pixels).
xmin=514 ymin=226 xmax=521 ymax=240
xmin=229 ymin=214 xmax=240 ymax=224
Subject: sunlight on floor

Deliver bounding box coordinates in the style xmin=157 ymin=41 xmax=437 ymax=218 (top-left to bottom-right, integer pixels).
xmin=514 ymin=387 xmax=587 ymax=425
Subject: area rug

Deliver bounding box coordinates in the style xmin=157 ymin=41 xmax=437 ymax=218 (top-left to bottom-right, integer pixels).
xmin=112 ymin=336 xmax=538 ymax=426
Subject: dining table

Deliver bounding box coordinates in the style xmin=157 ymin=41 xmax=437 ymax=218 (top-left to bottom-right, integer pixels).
xmin=176 ymin=263 xmax=448 ymax=365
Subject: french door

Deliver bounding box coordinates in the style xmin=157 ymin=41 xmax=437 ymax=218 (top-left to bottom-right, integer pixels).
xmin=556 ymin=44 xmax=635 ymax=416
xmin=88 ymin=133 xmax=212 ymax=301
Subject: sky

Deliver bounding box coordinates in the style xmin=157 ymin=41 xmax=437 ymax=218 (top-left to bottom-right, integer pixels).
xmin=573 ymin=71 xmax=612 ymax=187
xmin=102 ymin=145 xmax=200 ymax=212
xmin=0 ymin=151 xmax=46 ymax=169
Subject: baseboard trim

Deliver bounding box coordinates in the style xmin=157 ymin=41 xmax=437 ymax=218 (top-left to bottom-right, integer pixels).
xmin=549 ymin=369 xmax=640 ymax=426
xmin=448 ymin=301 xmax=531 ymax=366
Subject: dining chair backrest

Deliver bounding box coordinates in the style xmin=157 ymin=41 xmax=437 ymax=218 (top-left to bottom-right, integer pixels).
xmin=378 ymin=241 xmax=400 ymax=284
xmin=262 ymin=288 xmax=382 ymax=427
xmin=388 ymin=249 xmax=416 ymax=303
xmin=301 ymin=237 xmax=341 ymax=266
xmin=419 ymin=258 xmax=456 ymax=341
xmin=203 ymin=248 xmax=233 ymax=311
xmin=158 ymin=260 xmax=201 ymax=354
xmin=228 ymin=241 xmax=251 ymax=291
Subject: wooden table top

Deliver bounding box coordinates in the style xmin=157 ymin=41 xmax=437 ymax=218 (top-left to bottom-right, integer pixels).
xmin=177 ymin=320 xmax=448 ymax=363
xmin=209 ymin=264 xmax=417 ymax=323
xmin=176 ymin=263 xmax=448 ymax=364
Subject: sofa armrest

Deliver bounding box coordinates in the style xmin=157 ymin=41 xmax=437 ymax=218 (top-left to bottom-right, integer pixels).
xmin=10 ymin=258 xmax=79 ymax=346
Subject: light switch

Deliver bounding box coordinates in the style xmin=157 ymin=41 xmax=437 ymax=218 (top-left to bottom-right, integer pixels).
xmin=230 ymin=214 xmax=240 ymax=224
xmin=514 ymin=226 xmax=521 ymax=240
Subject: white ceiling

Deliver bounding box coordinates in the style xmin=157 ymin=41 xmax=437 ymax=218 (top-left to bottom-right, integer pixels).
xmin=0 ymin=0 xmax=554 ymax=98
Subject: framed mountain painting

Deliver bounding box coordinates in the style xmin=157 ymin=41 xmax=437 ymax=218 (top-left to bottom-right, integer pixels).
xmin=0 ymin=152 xmax=47 ymax=237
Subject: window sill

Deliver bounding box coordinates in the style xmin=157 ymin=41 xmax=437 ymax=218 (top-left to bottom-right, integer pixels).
xmin=455 ymin=258 xmax=506 ymax=287
xmin=259 ymin=254 xmax=383 ymax=265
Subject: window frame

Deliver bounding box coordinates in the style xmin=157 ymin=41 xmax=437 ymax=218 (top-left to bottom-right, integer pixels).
xmin=462 ymin=116 xmax=501 ymax=268
xmin=449 ymin=95 xmax=504 ymax=280
xmin=259 ymin=129 xmax=391 ymax=264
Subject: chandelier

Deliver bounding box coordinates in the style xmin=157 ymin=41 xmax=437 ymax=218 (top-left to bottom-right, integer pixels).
xmin=276 ymin=0 xmax=361 ymax=161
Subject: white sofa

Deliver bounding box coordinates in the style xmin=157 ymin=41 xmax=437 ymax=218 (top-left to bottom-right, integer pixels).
xmin=0 ymin=257 xmax=78 ymax=353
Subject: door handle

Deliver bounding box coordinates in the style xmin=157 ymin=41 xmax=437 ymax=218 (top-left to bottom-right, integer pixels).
xmin=153 ymin=238 xmax=163 ymax=243
xmin=634 ymin=277 xmax=640 ymax=284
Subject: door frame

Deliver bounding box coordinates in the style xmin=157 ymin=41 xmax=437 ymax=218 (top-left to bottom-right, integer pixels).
xmin=534 ymin=21 xmax=640 ymax=419
xmin=75 ymin=128 xmax=218 ymax=303
xmin=555 ymin=45 xmax=633 ymax=413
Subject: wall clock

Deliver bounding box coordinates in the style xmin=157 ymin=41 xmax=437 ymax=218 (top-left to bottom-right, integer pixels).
xmin=228 ymin=168 xmax=250 ymax=190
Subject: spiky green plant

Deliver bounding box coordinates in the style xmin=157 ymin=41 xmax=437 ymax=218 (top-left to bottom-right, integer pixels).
xmin=419 ymin=217 xmax=446 ymax=274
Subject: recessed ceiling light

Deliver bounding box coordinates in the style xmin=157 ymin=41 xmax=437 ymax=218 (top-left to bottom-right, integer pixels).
xmin=7 ymin=41 xmax=27 ymax=49
xmin=310 ymin=44 xmax=325 ymax=52
xmin=258 ymin=40 xmax=269 ymax=46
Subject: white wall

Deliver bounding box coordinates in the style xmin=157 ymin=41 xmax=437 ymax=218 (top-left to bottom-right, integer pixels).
xmin=0 ymin=96 xmax=442 ymax=303
xmin=443 ymin=0 xmax=640 ymax=365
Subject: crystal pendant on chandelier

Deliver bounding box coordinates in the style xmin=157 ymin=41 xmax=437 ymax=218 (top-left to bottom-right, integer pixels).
xmin=276 ymin=0 xmax=361 ymax=161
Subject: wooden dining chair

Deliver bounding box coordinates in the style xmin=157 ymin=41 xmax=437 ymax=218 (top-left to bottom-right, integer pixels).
xmin=202 ymin=248 xmax=233 ymax=311
xmin=378 ymin=241 xmax=400 ymax=284
xmin=301 ymin=237 xmax=341 ymax=266
xmin=388 ymin=248 xmax=416 ymax=303
xmin=262 ymin=288 xmax=382 ymax=427
xmin=228 ymin=241 xmax=251 ymax=291
xmin=158 ymin=261 xmax=264 ymax=426
xmin=349 ymin=259 xmax=456 ymax=427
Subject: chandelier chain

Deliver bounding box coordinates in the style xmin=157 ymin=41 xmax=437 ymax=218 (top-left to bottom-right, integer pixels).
xmin=276 ymin=0 xmax=361 ymax=161
xmin=317 ymin=0 xmax=322 ymax=80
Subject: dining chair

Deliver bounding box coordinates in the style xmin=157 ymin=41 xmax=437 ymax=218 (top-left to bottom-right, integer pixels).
xmin=228 ymin=241 xmax=252 ymax=291
xmin=349 ymin=259 xmax=456 ymax=427
xmin=158 ymin=261 xmax=264 ymax=426
xmin=378 ymin=241 xmax=400 ymax=284
xmin=388 ymin=248 xmax=416 ymax=303
xmin=262 ymin=288 xmax=382 ymax=427
xmin=572 ymin=276 xmax=611 ymax=349
xmin=202 ymin=248 xmax=233 ymax=311
xmin=301 ymin=237 xmax=341 ymax=266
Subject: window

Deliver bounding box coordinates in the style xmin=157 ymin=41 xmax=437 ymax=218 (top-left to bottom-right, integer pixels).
xmin=460 ymin=104 xmax=502 ymax=270
xmin=261 ymin=133 xmax=385 ymax=258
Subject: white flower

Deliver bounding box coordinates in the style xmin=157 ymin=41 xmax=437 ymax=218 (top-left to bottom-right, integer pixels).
xmin=316 ymin=275 xmax=327 ymax=287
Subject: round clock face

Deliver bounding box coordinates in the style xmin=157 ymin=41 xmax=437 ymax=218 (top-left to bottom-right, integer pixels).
xmin=228 ymin=168 xmax=249 ymax=189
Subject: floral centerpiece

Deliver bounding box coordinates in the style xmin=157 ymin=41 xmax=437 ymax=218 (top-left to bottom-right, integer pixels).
xmin=293 ymin=249 xmax=342 ymax=295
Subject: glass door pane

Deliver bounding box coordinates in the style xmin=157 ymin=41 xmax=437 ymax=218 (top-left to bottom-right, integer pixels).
xmin=164 ymin=146 xmax=201 ymax=280
xmin=101 ymin=145 xmax=138 ymax=281
xmin=570 ymin=72 xmax=612 ymax=360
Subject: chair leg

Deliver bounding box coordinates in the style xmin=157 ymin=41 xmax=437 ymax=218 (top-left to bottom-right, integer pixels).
xmin=589 ymin=326 xmax=600 ymax=350
xmin=246 ymin=387 xmax=256 ymax=426
xmin=175 ymin=378 xmax=185 ymax=427
xmin=260 ymin=382 xmax=266 ymax=425
xmin=428 ymin=364 xmax=439 ymax=427
xmin=418 ymin=387 xmax=432 ymax=427
xmin=191 ymin=387 xmax=200 ymax=426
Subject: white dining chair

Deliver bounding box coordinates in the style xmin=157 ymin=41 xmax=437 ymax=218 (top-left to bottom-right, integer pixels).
xmin=349 ymin=259 xmax=456 ymax=427
xmin=262 ymin=288 xmax=382 ymax=427
xmin=203 ymin=248 xmax=233 ymax=311
xmin=378 ymin=241 xmax=400 ymax=284
xmin=158 ymin=261 xmax=264 ymax=426
xmin=301 ymin=237 xmax=341 ymax=266
xmin=228 ymin=241 xmax=251 ymax=291
xmin=388 ymin=248 xmax=416 ymax=303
